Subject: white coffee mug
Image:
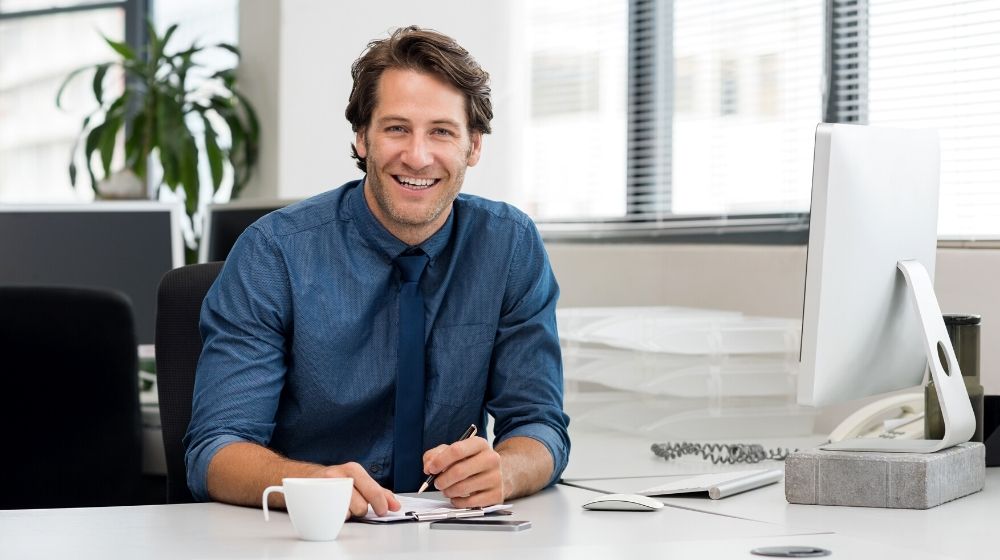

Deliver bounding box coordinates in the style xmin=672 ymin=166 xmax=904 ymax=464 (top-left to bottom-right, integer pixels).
xmin=262 ymin=478 xmax=354 ymax=541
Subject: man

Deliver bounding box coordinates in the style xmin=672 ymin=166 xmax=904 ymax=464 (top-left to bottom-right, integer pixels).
xmin=184 ymin=26 xmax=569 ymax=518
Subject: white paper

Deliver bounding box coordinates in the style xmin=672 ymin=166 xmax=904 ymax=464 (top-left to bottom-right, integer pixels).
xmin=361 ymin=495 xmax=512 ymax=522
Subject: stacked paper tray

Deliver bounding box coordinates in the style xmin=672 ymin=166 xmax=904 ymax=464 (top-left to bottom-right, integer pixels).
xmin=558 ymin=306 xmax=801 ymax=355
xmin=564 ymin=382 xmax=817 ymax=439
xmin=557 ymin=306 xmax=815 ymax=438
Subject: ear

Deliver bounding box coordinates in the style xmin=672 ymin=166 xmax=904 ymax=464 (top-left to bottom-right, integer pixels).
xmin=466 ymin=131 xmax=483 ymax=167
xmin=355 ymin=128 xmax=368 ymax=159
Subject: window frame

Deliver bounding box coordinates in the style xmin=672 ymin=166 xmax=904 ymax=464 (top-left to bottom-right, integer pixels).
xmin=0 ymin=1 xmax=147 ymax=43
xmin=537 ymin=0 xmax=818 ymax=244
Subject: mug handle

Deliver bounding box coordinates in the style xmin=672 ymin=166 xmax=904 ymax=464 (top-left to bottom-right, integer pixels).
xmin=262 ymin=485 xmax=285 ymax=521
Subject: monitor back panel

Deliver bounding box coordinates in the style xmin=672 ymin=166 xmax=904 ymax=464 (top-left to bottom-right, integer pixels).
xmin=0 ymin=206 xmax=179 ymax=345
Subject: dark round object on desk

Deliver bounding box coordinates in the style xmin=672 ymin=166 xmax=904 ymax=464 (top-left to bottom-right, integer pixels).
xmin=751 ymin=545 xmax=832 ymax=557
xmin=943 ymin=314 xmax=981 ymax=326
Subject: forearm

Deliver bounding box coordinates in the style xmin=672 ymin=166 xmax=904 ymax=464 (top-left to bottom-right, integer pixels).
xmin=496 ymin=436 xmax=555 ymax=500
xmin=206 ymin=442 xmax=325 ymax=508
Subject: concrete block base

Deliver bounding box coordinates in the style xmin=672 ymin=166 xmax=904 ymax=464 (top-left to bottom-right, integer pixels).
xmin=785 ymin=442 xmax=985 ymax=509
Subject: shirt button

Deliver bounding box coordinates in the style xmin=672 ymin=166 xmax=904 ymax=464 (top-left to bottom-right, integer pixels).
xmin=369 ymin=464 xmax=381 ymax=474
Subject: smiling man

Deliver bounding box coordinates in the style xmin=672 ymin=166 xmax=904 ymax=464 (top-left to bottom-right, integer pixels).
xmin=184 ymin=27 xmax=570 ymax=518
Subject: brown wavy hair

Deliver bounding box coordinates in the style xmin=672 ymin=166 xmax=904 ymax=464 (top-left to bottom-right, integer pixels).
xmin=345 ymin=26 xmax=493 ymax=172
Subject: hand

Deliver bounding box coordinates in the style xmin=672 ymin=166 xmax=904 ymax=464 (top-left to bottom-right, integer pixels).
xmin=313 ymin=462 xmax=401 ymax=518
xmin=422 ymin=437 xmax=504 ymax=508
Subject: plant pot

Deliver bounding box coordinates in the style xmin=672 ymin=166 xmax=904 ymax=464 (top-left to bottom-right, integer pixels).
xmin=97 ymin=169 xmax=147 ymax=199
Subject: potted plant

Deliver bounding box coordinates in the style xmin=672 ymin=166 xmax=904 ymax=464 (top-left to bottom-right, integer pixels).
xmin=57 ymin=22 xmax=259 ymax=262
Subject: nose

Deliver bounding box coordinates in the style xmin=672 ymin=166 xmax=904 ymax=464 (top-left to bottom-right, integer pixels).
xmin=400 ymin=134 xmax=433 ymax=170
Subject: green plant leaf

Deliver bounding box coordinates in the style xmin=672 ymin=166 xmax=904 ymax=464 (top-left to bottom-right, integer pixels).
xmin=215 ymin=43 xmax=241 ymax=58
xmin=98 ymin=113 xmax=123 ymax=178
xmin=103 ymin=35 xmax=137 ymax=61
xmin=84 ymin=121 xmax=107 ymax=191
xmin=159 ymin=23 xmax=179 ymax=57
xmin=233 ymin=90 xmax=261 ymax=140
xmin=67 ymin=113 xmax=94 ymax=186
xmin=177 ymin=126 xmax=201 ymax=215
xmin=56 ymin=64 xmax=104 ymax=109
xmin=92 ymin=63 xmax=111 ymax=105
xmin=125 ymin=110 xmax=146 ymax=173
xmin=201 ymin=111 xmax=224 ymax=193
xmin=155 ymin=95 xmax=181 ymax=190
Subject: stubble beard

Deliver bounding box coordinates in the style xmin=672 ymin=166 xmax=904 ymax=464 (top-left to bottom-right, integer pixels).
xmin=364 ymin=144 xmax=467 ymax=230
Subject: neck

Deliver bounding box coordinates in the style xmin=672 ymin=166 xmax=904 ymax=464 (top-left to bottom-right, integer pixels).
xmin=362 ymin=185 xmax=450 ymax=246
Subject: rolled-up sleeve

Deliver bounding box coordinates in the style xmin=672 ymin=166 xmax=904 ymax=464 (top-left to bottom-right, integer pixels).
xmin=487 ymin=221 xmax=570 ymax=486
xmin=184 ymin=226 xmax=292 ymax=501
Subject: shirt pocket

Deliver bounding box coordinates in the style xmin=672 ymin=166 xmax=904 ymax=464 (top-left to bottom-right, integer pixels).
xmin=426 ymin=323 xmax=495 ymax=408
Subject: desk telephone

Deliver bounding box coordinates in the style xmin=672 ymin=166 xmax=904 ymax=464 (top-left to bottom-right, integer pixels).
xmin=827 ymin=392 xmax=925 ymax=443
xmin=652 ymin=393 xmax=925 ymax=464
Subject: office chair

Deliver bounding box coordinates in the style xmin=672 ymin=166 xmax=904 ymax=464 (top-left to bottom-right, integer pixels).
xmin=155 ymin=261 xmax=223 ymax=503
xmin=0 ymin=286 xmax=143 ymax=509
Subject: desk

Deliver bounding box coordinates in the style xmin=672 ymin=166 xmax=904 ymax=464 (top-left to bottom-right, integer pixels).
xmin=1 ymin=426 xmax=989 ymax=559
xmin=564 ymin=426 xmax=996 ymax=559
xmin=0 ymin=485 xmax=959 ymax=560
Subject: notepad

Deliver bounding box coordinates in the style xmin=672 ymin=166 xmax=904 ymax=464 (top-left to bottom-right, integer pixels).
xmin=637 ymin=468 xmax=783 ymax=500
xmin=362 ymin=495 xmax=512 ymax=522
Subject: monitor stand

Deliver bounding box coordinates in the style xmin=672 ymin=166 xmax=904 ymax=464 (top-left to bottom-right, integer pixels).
xmin=820 ymin=260 xmax=976 ymax=453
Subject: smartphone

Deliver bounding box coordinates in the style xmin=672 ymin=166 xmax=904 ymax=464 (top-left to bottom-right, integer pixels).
xmin=430 ymin=519 xmax=532 ymax=532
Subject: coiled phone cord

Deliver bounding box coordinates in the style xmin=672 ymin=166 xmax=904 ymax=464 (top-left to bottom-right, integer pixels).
xmin=650 ymin=442 xmax=796 ymax=465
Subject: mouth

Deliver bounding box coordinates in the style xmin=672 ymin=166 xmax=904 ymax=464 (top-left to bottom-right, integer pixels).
xmin=392 ymin=175 xmax=441 ymax=191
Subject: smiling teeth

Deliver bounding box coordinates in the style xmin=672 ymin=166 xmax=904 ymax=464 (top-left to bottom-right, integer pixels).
xmin=396 ymin=176 xmax=436 ymax=188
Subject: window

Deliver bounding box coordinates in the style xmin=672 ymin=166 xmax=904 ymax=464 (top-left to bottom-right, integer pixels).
xmin=0 ymin=2 xmax=142 ymax=202
xmin=519 ymin=0 xmax=1000 ymax=240
xmin=862 ymin=0 xmax=1000 ymax=238
xmin=0 ymin=0 xmax=238 ymax=209
xmin=514 ymin=0 xmax=628 ymax=221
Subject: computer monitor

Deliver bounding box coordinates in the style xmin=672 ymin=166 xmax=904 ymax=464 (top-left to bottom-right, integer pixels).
xmin=199 ymin=199 xmax=297 ymax=262
xmin=0 ymin=202 xmax=184 ymax=345
xmin=797 ymin=123 xmax=975 ymax=452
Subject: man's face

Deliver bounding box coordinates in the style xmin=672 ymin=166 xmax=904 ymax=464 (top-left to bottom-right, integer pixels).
xmin=356 ymin=68 xmax=483 ymax=244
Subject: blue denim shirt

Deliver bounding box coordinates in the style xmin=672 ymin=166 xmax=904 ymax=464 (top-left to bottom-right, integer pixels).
xmin=184 ymin=180 xmax=569 ymax=501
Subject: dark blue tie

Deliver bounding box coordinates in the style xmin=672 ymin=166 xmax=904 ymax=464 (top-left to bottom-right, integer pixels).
xmin=392 ymin=249 xmax=429 ymax=492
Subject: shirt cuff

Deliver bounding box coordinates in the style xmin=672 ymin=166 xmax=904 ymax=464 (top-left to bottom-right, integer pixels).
xmin=185 ymin=434 xmax=250 ymax=502
xmin=495 ymin=423 xmax=570 ymax=487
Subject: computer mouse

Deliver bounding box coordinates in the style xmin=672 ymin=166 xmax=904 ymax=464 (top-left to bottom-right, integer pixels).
xmin=581 ymin=493 xmax=664 ymax=512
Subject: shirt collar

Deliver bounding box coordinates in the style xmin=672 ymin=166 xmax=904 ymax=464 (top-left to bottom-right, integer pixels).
xmin=347 ymin=177 xmax=455 ymax=266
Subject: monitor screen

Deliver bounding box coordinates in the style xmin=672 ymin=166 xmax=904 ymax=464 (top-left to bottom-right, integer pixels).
xmin=200 ymin=199 xmax=297 ymax=262
xmin=798 ymin=123 xmax=940 ymax=408
xmin=0 ymin=202 xmax=183 ymax=345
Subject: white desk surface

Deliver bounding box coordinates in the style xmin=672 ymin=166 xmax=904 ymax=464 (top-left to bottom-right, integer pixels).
xmin=0 ymin=425 xmax=988 ymax=559
xmin=564 ymin=426 xmax=997 ymax=560
xmin=1 ymin=485 xmax=833 ymax=560
xmin=0 ymin=485 xmax=964 ymax=560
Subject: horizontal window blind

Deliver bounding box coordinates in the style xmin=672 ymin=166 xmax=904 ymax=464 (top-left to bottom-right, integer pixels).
xmin=866 ymin=0 xmax=1000 ymax=238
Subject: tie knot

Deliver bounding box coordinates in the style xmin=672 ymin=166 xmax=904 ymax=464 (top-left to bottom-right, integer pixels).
xmin=394 ymin=250 xmax=428 ymax=283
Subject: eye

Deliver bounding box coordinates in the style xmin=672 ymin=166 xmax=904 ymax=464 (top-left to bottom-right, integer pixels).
xmin=432 ymin=128 xmax=456 ymax=137
xmin=386 ymin=125 xmax=407 ymax=133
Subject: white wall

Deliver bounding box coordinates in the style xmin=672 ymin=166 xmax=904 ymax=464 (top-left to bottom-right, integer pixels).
xmin=237 ymin=0 xmax=519 ymax=201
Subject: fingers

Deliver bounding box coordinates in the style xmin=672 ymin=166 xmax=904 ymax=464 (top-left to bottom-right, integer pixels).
xmin=348 ymin=488 xmax=370 ymax=518
xmin=422 ymin=444 xmax=449 ymax=472
xmin=424 ymin=437 xmax=489 ymax=478
xmin=329 ymin=462 xmax=393 ymax=518
xmin=385 ymin=488 xmax=401 ymax=511
xmin=431 ymin=443 xmax=503 ymax=508
xmin=442 ymin=471 xmax=504 ymax=508
xmin=346 ymin=463 xmax=393 ymax=517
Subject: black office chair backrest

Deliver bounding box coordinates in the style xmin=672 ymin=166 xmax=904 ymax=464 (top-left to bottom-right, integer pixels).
xmin=155 ymin=261 xmax=223 ymax=503
xmin=0 ymin=286 xmax=142 ymax=509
